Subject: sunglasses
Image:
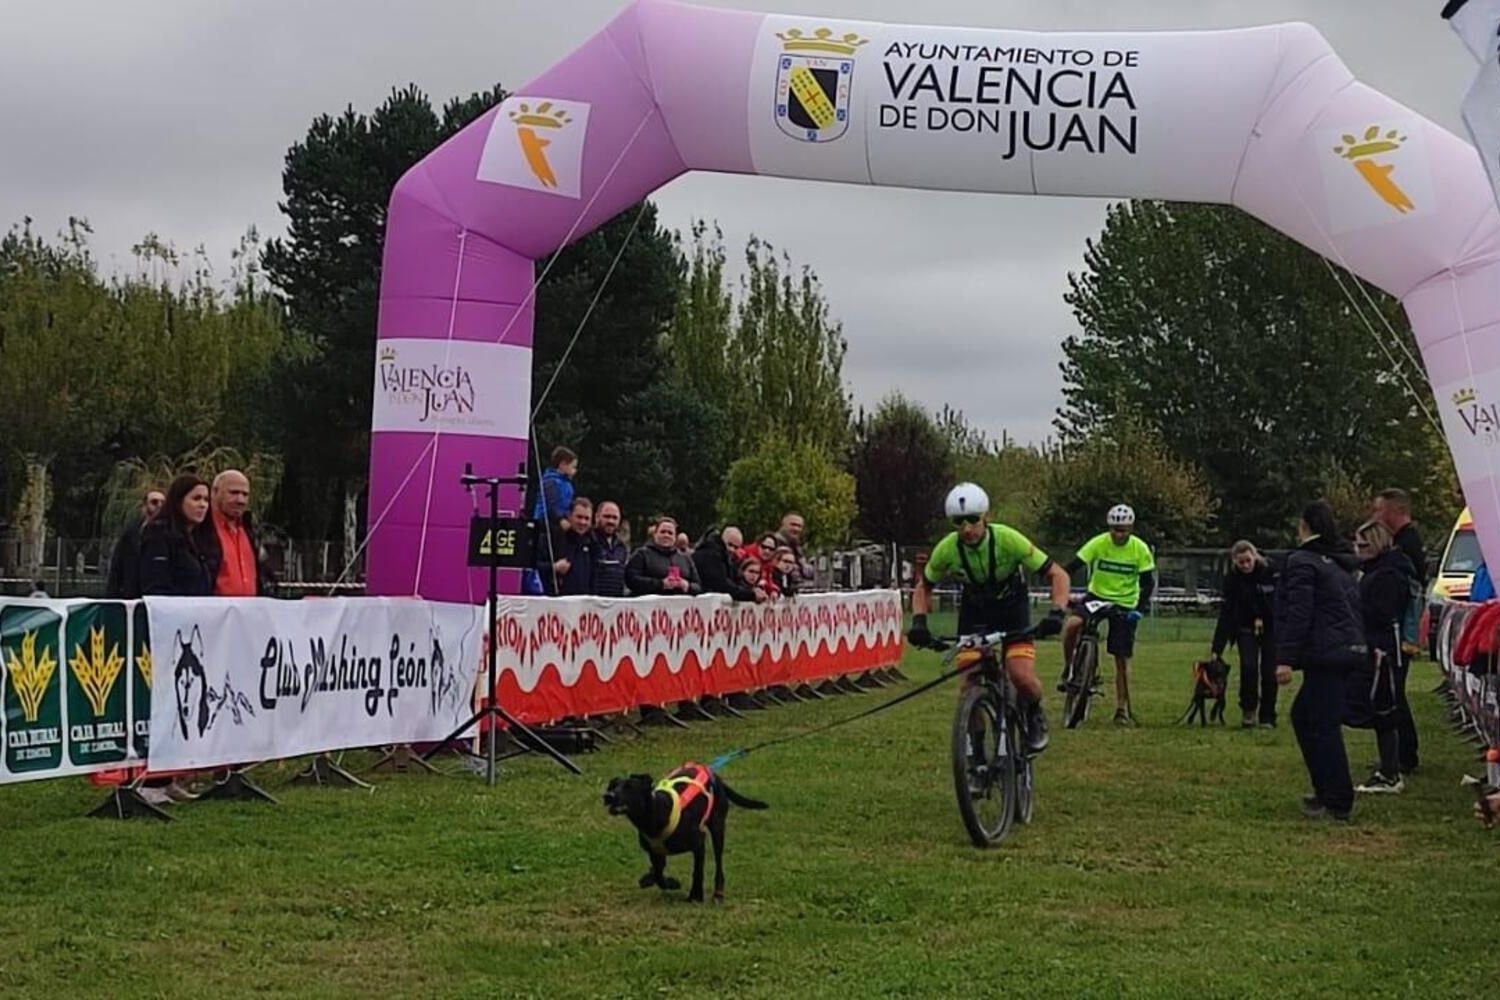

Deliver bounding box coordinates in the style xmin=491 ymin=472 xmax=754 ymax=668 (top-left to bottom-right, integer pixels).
xmin=951 ymin=514 xmax=982 ymax=526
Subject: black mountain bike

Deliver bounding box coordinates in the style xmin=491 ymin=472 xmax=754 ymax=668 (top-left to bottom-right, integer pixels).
xmin=938 ymin=628 xmax=1038 ymax=847
xmin=1059 ymin=599 xmax=1119 ymax=729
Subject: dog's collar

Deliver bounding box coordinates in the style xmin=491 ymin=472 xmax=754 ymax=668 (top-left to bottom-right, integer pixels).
xmin=648 ymin=763 xmax=713 ymax=851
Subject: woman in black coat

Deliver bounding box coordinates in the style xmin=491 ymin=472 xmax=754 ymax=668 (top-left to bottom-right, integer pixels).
xmin=138 ymin=474 xmax=214 ymax=597
xmin=1346 ymin=520 xmax=1416 ymax=794
xmin=1275 ymin=501 xmax=1366 ymax=821
xmin=1211 ymin=540 xmax=1278 ymax=728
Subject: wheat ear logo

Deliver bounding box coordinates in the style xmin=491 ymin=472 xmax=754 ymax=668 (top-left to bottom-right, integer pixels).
xmin=1333 ymin=125 xmax=1415 ymax=215
xmin=7 ymin=629 xmax=58 ymax=723
xmin=508 ymin=102 xmax=572 ymax=189
xmin=70 ymin=625 xmax=125 ymax=717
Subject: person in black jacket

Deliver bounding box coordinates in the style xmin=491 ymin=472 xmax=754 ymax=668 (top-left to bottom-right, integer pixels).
xmin=1211 ymin=540 xmax=1279 ymax=728
xmin=591 ymin=501 xmax=629 ymax=598
xmin=105 ymin=489 xmax=164 ymax=599
xmin=1275 ymin=501 xmax=1366 ymax=821
xmin=1346 ymin=520 xmax=1416 ymax=794
xmin=138 ymin=474 xmax=214 ymax=597
xmin=1372 ymin=488 xmax=1424 ymax=773
xmin=692 ymin=525 xmax=764 ymax=602
xmin=536 ymin=498 xmax=596 ymax=597
xmin=626 ymin=516 xmax=702 ymax=596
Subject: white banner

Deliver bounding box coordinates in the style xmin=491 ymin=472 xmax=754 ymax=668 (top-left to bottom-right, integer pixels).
xmin=1462 ymin=55 xmax=1500 ymax=212
xmin=146 ymin=597 xmax=482 ymax=771
xmin=1447 ymin=0 xmax=1500 ymax=62
xmin=370 ymin=337 xmax=531 ymax=437
xmin=746 ymin=14 xmax=1279 ymax=201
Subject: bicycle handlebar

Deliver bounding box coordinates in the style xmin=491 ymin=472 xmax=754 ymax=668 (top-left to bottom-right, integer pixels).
xmin=931 ymin=623 xmax=1043 ymax=652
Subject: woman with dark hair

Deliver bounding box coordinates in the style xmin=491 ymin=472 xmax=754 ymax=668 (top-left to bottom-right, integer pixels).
xmin=1210 ymin=540 xmax=1279 ymax=728
xmin=1347 ymin=519 xmax=1416 ymax=795
xmin=1275 ymin=501 xmax=1366 ymax=821
xmin=138 ymin=474 xmax=214 ymax=597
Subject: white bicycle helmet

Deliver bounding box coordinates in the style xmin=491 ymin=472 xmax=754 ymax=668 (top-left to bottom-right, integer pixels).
xmin=945 ymin=482 xmax=990 ymax=519
xmin=1107 ymin=503 xmax=1136 ymax=528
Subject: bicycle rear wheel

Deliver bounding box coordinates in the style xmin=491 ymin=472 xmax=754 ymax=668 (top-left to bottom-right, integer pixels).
xmin=952 ymin=684 xmax=1016 ymax=847
xmin=1062 ymin=636 xmax=1099 ymax=729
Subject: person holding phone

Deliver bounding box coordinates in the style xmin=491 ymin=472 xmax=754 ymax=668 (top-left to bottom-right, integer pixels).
xmin=625 ymin=515 xmax=703 ymax=596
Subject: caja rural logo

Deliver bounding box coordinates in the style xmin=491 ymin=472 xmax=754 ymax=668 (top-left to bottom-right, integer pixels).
xmin=775 ymin=26 xmax=867 ymax=143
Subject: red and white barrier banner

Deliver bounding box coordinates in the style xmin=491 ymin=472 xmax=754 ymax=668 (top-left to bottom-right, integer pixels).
xmin=146 ymin=597 xmax=483 ymax=771
xmin=487 ymin=591 xmax=904 ymax=724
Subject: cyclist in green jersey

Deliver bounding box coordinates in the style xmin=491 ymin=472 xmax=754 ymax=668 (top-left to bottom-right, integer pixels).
xmin=1061 ymin=504 xmax=1156 ymax=726
xmin=908 ymin=483 xmax=1072 ymax=753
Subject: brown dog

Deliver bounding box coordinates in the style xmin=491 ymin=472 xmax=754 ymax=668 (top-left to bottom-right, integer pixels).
xmin=603 ymin=762 xmax=767 ymax=902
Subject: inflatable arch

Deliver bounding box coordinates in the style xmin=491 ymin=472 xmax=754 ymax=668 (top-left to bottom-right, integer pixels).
xmin=367 ymin=0 xmax=1500 ymax=602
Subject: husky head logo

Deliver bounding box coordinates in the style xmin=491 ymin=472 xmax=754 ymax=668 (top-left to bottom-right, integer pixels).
xmin=173 ymin=626 xmax=209 ymax=740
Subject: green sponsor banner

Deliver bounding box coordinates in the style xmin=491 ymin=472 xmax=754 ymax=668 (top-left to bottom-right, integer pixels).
xmin=64 ymin=602 xmax=130 ymax=767
xmin=2 ymin=605 xmax=65 ymax=774
xmin=132 ymin=602 xmax=151 ymax=758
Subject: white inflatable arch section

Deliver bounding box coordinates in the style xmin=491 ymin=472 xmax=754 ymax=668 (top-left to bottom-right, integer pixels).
xmin=368 ymin=1 xmax=1500 ymax=600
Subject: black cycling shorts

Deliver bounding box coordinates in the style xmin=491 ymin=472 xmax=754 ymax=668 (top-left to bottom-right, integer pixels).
xmin=958 ymin=591 xmax=1031 ymax=650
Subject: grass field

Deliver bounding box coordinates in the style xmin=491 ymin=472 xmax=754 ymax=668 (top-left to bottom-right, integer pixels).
xmin=1 ymin=615 xmax=1497 ymax=998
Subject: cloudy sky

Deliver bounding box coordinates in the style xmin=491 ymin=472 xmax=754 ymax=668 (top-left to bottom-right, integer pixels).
xmin=0 ymin=0 xmax=1476 ymax=445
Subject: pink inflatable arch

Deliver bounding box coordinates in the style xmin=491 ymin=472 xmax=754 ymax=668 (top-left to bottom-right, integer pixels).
xmin=367 ymin=0 xmax=1500 ymax=602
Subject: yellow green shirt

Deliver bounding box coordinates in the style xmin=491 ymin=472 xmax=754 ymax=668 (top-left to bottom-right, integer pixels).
xmin=1076 ymin=532 xmax=1155 ymax=608
xmin=925 ymin=524 xmax=1049 ymax=587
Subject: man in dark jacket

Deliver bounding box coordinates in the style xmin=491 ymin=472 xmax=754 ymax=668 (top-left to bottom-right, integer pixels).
xmin=537 ymin=497 xmax=596 ymax=597
xmin=105 ymin=488 xmax=164 ymax=599
xmin=591 ymin=500 xmax=629 ymax=598
xmin=692 ymin=525 xmax=764 ymax=602
xmin=776 ymin=511 xmax=817 ymax=582
xmin=626 ymin=516 xmax=702 ymax=596
xmin=1371 ymin=487 xmax=1424 ymax=773
xmin=1275 ymin=501 xmax=1367 ymax=821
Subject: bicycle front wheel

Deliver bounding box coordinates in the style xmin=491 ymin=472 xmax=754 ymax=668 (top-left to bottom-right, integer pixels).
xmin=1013 ymin=712 xmax=1036 ymax=825
xmin=1062 ymin=636 xmax=1098 ymax=729
xmin=952 ymin=684 xmax=1016 ymax=847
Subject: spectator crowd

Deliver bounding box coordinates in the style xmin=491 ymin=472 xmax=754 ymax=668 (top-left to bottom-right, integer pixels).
xmin=527 ymin=447 xmax=815 ymax=604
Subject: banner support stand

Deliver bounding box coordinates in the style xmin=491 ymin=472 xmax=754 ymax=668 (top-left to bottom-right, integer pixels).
xmin=421 ymin=464 xmax=581 ymax=786
xmin=199 ymin=767 xmax=278 ymax=804
xmin=366 ymin=743 xmax=442 ymax=775
xmin=88 ymin=785 xmax=173 ymax=822
xmin=292 ymin=753 xmax=373 ymax=789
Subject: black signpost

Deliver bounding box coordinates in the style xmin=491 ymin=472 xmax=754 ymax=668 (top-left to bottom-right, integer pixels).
xmin=422 ymin=463 xmax=580 ymax=785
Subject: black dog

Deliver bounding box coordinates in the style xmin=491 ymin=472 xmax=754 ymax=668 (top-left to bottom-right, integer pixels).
xmin=1180 ymin=657 xmax=1229 ymax=726
xmin=603 ymin=762 xmax=767 ymax=903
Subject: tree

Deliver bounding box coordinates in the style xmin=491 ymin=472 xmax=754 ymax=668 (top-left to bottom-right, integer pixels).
xmin=263 ymin=83 xmax=506 ymax=547
xmin=850 ymin=393 xmax=953 ymax=545
xmin=530 ymin=201 xmax=688 ymax=527
xmin=667 ymin=226 xmax=854 ymax=460
xmin=0 ymin=219 xmax=122 ymax=572
xmin=716 ymin=433 xmax=857 ymax=546
xmin=731 ymin=237 xmax=852 ymax=455
xmin=1038 ymin=415 xmax=1217 ymax=549
xmin=1058 ymin=200 xmax=1453 ymax=544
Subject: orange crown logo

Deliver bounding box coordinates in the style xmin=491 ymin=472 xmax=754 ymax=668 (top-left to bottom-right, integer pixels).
xmin=1453 ymin=387 xmax=1478 ymax=407
xmin=508 ymin=101 xmax=571 ymax=130
xmin=777 ymin=27 xmax=868 ymax=56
